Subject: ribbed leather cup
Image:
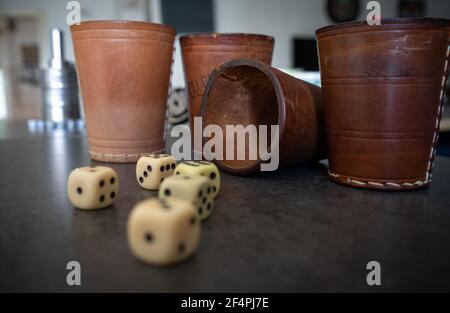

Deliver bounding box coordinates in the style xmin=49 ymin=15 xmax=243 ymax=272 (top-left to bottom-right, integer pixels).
xmin=317 ymin=18 xmax=450 ymax=190
xmin=71 ymin=20 xmax=176 ymax=163
xmin=180 ymin=33 xmax=274 ymax=139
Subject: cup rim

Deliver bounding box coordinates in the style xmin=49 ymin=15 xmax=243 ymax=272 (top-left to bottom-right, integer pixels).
xmin=70 ymin=20 xmax=176 ymax=36
xmin=180 ymin=32 xmax=274 ymax=45
xmin=316 ymin=17 xmax=450 ymax=37
xmin=200 ymin=59 xmax=286 ymax=175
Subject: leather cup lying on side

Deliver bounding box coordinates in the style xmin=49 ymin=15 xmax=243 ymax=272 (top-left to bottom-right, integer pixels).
xmin=200 ymin=59 xmax=326 ymax=175
xmin=180 ymin=33 xmax=274 ymax=135
xmin=71 ymin=21 xmax=176 ymax=163
xmin=317 ymin=18 xmax=450 ymax=190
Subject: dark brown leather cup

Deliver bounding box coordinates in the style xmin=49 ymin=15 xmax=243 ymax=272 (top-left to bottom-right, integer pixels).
xmin=200 ymin=59 xmax=326 ymax=175
xmin=71 ymin=21 xmax=176 ymax=163
xmin=317 ymin=18 xmax=450 ymax=190
xmin=180 ymin=33 xmax=274 ymax=135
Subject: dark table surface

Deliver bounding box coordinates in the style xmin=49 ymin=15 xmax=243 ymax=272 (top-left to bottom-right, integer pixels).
xmin=1 ymin=120 xmax=450 ymax=292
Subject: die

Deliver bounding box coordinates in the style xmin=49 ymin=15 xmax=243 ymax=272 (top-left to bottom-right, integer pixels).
xmin=127 ymin=198 xmax=200 ymax=266
xmin=67 ymin=166 xmax=119 ymax=210
xmin=136 ymin=154 xmax=177 ymax=190
xmin=159 ymin=175 xmax=214 ymax=221
xmin=174 ymin=161 xmax=220 ymax=197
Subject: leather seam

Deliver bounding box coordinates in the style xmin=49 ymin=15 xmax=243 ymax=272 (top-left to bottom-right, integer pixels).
xmin=426 ymin=44 xmax=450 ymax=183
xmin=328 ymin=171 xmax=427 ymax=188
xmin=164 ymin=42 xmax=176 ymax=137
xmin=89 ymin=149 xmax=165 ymax=161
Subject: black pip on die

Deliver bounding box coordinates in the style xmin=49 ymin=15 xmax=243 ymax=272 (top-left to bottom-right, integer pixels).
xmin=136 ymin=154 xmax=177 ymax=190
xmin=67 ymin=166 xmax=119 ymax=210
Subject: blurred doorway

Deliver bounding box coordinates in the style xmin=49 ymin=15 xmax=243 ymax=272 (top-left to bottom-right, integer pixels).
xmin=0 ymin=15 xmax=41 ymax=120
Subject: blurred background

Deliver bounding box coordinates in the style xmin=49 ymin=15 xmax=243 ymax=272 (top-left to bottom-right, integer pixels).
xmin=0 ymin=0 xmax=449 ymax=152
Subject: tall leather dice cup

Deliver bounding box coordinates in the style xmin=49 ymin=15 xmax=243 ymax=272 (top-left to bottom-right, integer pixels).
xmin=71 ymin=21 xmax=176 ymax=163
xmin=200 ymin=59 xmax=326 ymax=175
xmin=317 ymin=18 xmax=450 ymax=190
xmin=180 ymin=33 xmax=274 ymax=135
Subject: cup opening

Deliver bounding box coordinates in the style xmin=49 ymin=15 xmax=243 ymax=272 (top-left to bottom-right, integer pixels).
xmin=201 ymin=61 xmax=284 ymax=174
xmin=180 ymin=33 xmax=275 ymax=45
xmin=70 ymin=20 xmax=177 ymax=36
xmin=316 ymin=17 xmax=450 ymax=37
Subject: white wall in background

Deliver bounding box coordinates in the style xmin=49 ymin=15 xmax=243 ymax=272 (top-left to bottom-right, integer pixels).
xmin=0 ymin=70 xmax=7 ymax=119
xmin=0 ymin=0 xmax=167 ymax=84
xmin=0 ymin=18 xmax=10 ymax=118
xmin=172 ymin=36 xmax=185 ymax=89
xmin=213 ymin=0 xmax=450 ymax=69
xmin=115 ymin=0 xmax=149 ymax=21
xmin=1 ymin=0 xmax=449 ymax=88
xmin=0 ymin=0 xmax=131 ymax=65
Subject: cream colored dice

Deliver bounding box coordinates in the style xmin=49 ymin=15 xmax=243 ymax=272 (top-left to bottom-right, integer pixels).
xmin=67 ymin=166 xmax=119 ymax=210
xmin=136 ymin=154 xmax=177 ymax=190
xmin=174 ymin=161 xmax=220 ymax=197
xmin=159 ymin=175 xmax=214 ymax=221
xmin=127 ymin=198 xmax=200 ymax=266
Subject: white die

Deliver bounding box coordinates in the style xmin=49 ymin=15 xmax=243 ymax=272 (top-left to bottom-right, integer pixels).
xmin=127 ymin=198 xmax=200 ymax=266
xmin=136 ymin=154 xmax=177 ymax=190
xmin=67 ymin=166 xmax=119 ymax=210
xmin=174 ymin=161 xmax=220 ymax=197
xmin=159 ymin=175 xmax=215 ymax=221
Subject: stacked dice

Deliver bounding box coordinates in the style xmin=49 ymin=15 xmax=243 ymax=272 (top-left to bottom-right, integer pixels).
xmin=171 ymin=161 xmax=221 ymax=220
xmin=160 ymin=174 xmax=213 ymax=221
xmin=129 ymin=155 xmax=220 ymax=265
xmin=66 ymin=154 xmax=221 ymax=266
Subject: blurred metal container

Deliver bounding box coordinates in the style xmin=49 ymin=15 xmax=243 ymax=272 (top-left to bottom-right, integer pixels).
xmin=40 ymin=28 xmax=80 ymax=122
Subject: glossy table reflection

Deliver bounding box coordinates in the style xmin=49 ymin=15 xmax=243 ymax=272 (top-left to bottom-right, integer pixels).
xmin=0 ymin=121 xmax=450 ymax=292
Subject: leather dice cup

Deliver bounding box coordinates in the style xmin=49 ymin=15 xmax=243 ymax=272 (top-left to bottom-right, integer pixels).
xmin=317 ymin=18 xmax=450 ymax=191
xmin=71 ymin=21 xmax=176 ymax=163
xmin=180 ymin=33 xmax=275 ymax=135
xmin=200 ymin=59 xmax=327 ymax=175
